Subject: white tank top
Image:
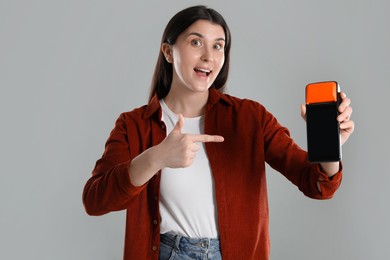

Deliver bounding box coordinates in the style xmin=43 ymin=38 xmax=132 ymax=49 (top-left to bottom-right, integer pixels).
xmin=159 ymin=99 xmax=219 ymax=238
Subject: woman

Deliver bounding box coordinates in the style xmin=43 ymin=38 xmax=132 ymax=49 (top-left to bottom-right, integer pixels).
xmin=83 ymin=5 xmax=354 ymax=260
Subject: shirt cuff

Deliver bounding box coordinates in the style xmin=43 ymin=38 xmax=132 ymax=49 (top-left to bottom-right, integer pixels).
xmin=316 ymin=161 xmax=343 ymax=182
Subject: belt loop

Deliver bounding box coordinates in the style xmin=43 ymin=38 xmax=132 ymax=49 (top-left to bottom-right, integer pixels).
xmin=206 ymin=238 xmax=211 ymax=253
xmin=174 ymin=234 xmax=181 ymax=252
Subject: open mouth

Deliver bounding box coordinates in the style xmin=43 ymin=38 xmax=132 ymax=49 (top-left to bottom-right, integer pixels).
xmin=194 ymin=67 xmax=212 ymax=77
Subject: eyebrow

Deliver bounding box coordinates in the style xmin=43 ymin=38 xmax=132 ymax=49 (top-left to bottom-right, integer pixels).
xmin=187 ymin=32 xmax=225 ymax=42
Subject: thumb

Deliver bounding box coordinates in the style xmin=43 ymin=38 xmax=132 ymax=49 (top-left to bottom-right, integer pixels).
xmin=172 ymin=113 xmax=184 ymax=133
xmin=300 ymin=103 xmax=306 ymax=121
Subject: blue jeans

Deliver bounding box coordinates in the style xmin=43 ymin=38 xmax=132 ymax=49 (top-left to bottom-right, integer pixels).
xmin=159 ymin=232 xmax=222 ymax=260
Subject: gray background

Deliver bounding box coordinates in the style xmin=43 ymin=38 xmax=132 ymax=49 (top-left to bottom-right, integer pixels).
xmin=1 ymin=0 xmax=389 ymax=259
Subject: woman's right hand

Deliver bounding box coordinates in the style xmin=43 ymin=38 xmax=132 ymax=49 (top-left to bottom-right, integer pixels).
xmin=158 ymin=114 xmax=224 ymax=168
xmin=129 ymin=114 xmax=224 ymax=186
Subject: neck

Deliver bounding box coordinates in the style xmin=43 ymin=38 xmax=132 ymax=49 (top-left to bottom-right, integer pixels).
xmin=164 ymin=86 xmax=209 ymax=118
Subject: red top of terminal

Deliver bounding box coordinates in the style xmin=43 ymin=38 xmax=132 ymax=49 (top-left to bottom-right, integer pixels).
xmin=306 ymin=81 xmax=338 ymax=104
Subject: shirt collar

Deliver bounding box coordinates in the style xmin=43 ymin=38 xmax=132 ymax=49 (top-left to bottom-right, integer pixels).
xmin=142 ymin=88 xmax=232 ymax=120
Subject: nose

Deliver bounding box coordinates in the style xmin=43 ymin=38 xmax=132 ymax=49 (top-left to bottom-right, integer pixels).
xmin=201 ymin=46 xmax=214 ymax=62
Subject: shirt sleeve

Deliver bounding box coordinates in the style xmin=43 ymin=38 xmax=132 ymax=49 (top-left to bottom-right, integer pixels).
xmin=82 ymin=113 xmax=147 ymax=216
xmin=261 ymin=107 xmax=342 ymax=200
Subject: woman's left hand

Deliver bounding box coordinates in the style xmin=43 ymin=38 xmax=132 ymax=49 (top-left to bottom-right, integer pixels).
xmin=300 ymin=91 xmax=355 ymax=145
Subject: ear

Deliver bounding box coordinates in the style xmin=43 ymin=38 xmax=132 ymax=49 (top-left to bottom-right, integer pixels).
xmin=161 ymin=43 xmax=173 ymax=63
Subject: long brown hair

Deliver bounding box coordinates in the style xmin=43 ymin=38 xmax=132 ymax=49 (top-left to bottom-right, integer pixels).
xmin=148 ymin=5 xmax=232 ymax=101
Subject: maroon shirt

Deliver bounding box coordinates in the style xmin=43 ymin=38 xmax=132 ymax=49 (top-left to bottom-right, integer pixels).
xmin=83 ymin=88 xmax=342 ymax=259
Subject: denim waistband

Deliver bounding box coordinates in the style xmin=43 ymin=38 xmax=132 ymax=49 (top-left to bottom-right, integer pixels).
xmin=160 ymin=232 xmax=220 ymax=254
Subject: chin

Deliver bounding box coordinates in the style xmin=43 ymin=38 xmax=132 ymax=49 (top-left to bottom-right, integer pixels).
xmin=192 ymin=82 xmax=215 ymax=92
xmin=191 ymin=85 xmax=212 ymax=93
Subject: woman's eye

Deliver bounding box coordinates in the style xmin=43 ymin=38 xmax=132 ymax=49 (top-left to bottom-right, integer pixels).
xmin=214 ymin=44 xmax=223 ymax=50
xmin=191 ymin=39 xmax=202 ymax=46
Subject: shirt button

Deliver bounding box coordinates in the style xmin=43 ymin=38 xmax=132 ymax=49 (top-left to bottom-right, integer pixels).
xmin=152 ymin=245 xmax=157 ymax=251
xmin=160 ymin=123 xmax=165 ymax=129
xmin=153 ymin=219 xmax=158 ymax=225
xmin=318 ymin=177 xmax=325 ymax=181
xmin=154 ymin=196 xmax=158 ymax=201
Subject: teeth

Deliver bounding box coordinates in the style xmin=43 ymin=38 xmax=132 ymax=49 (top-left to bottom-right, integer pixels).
xmin=195 ymin=68 xmax=211 ymax=73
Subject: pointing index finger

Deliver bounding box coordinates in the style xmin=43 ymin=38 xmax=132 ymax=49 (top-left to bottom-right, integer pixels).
xmin=191 ymin=134 xmax=224 ymax=143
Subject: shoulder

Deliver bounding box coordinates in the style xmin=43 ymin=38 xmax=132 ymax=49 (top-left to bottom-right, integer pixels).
xmin=120 ymin=105 xmax=148 ymax=119
xmin=118 ymin=95 xmax=161 ymax=123
xmin=217 ymin=92 xmax=279 ymax=128
xmin=220 ymin=92 xmax=267 ymax=114
xmin=111 ymin=104 xmax=154 ymax=131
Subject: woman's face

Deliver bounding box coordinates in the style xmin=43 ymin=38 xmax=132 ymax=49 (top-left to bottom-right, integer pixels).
xmin=164 ymin=20 xmax=226 ymax=95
